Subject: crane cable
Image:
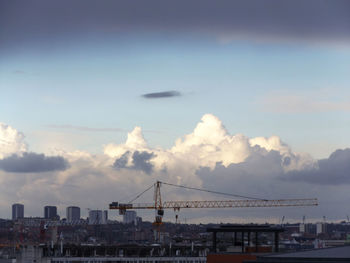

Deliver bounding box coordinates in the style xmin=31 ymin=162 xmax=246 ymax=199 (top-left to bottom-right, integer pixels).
xmin=160 ymin=181 xmax=268 ymax=201
xmin=124 ymin=180 xmax=268 ymax=204
xmin=127 ymin=183 xmax=155 ymax=204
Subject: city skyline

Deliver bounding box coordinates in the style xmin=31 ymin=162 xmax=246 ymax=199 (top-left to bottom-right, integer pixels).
xmin=1 ymin=0 xmax=350 ymax=223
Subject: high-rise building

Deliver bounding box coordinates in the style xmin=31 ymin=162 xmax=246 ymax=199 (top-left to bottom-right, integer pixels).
xmin=136 ymin=216 xmax=142 ymax=226
xmin=102 ymin=210 xmax=108 ymax=224
xmin=12 ymin=203 xmax=24 ymax=220
xmin=123 ymin=211 xmax=136 ymax=224
xmin=44 ymin=206 xmax=58 ymax=219
xmin=88 ymin=210 xmax=102 ymax=224
xmin=316 ymin=222 xmax=326 ymax=235
xmin=88 ymin=210 xmax=108 ymax=224
xmin=66 ymin=206 xmax=80 ymax=222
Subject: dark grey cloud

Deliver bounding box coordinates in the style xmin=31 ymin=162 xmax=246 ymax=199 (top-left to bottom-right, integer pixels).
xmin=1 ymin=0 xmax=349 ymax=53
xmin=142 ymin=91 xmax=181 ymax=99
xmin=113 ymin=151 xmax=130 ymax=169
xmin=196 ymin=147 xmax=350 ymax=214
xmin=194 ymin=150 xmax=325 ymax=221
xmin=284 ymin=148 xmax=350 ymax=185
xmin=113 ymin=151 xmax=155 ymax=174
xmin=193 ymin=148 xmax=350 ymax=220
xmin=132 ymin=151 xmax=155 ymax=174
xmin=0 ymin=152 xmax=69 ymax=173
xmin=197 ymin=150 xmax=286 ymax=199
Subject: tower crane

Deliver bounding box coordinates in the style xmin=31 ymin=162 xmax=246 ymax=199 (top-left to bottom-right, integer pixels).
xmin=110 ymin=181 xmax=318 ymax=240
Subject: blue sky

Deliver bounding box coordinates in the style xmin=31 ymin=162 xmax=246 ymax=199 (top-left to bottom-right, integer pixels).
xmin=1 ymin=32 xmax=350 ymax=157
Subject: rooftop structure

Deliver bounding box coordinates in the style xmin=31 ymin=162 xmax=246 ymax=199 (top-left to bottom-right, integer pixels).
xmin=207 ymin=224 xmax=284 ymax=253
xmin=252 ymin=245 xmax=350 ymax=263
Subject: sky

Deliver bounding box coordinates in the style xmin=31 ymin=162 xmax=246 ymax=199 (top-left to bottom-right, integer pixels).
xmin=1 ymin=0 xmax=350 ymax=223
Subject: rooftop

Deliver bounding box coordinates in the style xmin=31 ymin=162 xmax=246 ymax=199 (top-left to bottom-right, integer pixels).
xmin=207 ymin=224 xmax=285 ymax=233
xmin=266 ymin=245 xmax=350 ymax=258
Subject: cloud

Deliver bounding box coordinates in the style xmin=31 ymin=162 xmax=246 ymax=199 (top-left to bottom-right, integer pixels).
xmin=0 ymin=123 xmax=27 ymax=159
xmin=47 ymin=124 xmax=125 ymax=132
xmin=113 ymin=151 xmax=155 ymax=174
xmin=193 ymin=146 xmax=350 ymax=221
xmin=132 ymin=151 xmax=155 ymax=174
xmin=1 ymin=115 xmax=349 ymax=222
xmin=40 ymin=95 xmax=64 ymax=105
xmin=113 ymin=151 xmax=130 ymax=169
xmin=3 ymin=0 xmax=349 ymax=52
xmin=105 ymin=114 xmax=314 ymax=174
xmin=196 ymin=150 xmax=287 ymax=199
xmin=13 ymin=70 xmax=25 ymax=74
xmin=260 ymin=91 xmax=350 ymax=113
xmin=104 ymin=127 xmax=148 ymax=159
xmin=0 ymin=152 xmax=69 ymax=173
xmin=142 ymin=91 xmax=182 ymax=99
xmin=193 ymin=155 xmax=334 ymax=221
xmin=284 ymin=148 xmax=350 ymax=185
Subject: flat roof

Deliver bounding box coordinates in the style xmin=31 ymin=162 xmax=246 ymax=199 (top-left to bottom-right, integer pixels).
xmin=207 ymin=224 xmax=284 ymax=233
xmin=265 ymin=246 xmax=350 ymax=258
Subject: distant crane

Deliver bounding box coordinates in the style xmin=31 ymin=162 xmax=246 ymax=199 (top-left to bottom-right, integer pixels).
xmin=280 ymin=216 xmax=285 ymax=226
xmin=110 ymin=181 xmax=318 ymax=241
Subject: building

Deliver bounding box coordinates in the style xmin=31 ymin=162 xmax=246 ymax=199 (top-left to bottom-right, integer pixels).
xmin=89 ymin=210 xmax=102 ymax=224
xmin=66 ymin=206 xmax=80 ymax=222
xmin=12 ymin=244 xmax=207 ymax=263
xmin=44 ymin=206 xmax=58 ymax=219
xmin=12 ymin=203 xmax=24 ymax=220
xmin=88 ymin=210 xmax=108 ymax=224
xmin=250 ymin=245 xmax=350 ymax=263
xmin=316 ymin=222 xmax=327 ymax=235
xmin=123 ymin=211 xmax=137 ymax=224
xmin=102 ymin=210 xmax=108 ymax=224
xmin=52 ymin=256 xmax=206 ymax=263
xmin=136 ymin=216 xmax=142 ymax=226
xmin=299 ymin=223 xmax=316 ymax=234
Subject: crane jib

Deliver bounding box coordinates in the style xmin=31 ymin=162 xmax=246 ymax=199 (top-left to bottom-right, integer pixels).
xmin=109 ymin=198 xmax=318 ymax=210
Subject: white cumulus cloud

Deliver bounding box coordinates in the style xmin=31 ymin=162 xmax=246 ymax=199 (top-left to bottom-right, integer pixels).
xmin=104 ymin=127 xmax=148 ymax=158
xmin=0 ymin=123 xmax=27 ymax=158
xmin=104 ymin=114 xmax=313 ymax=173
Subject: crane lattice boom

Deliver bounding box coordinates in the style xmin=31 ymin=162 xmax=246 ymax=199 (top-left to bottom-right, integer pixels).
xmin=164 ymin=198 xmax=318 ymax=208
xmin=110 ymin=198 xmax=317 ymax=211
